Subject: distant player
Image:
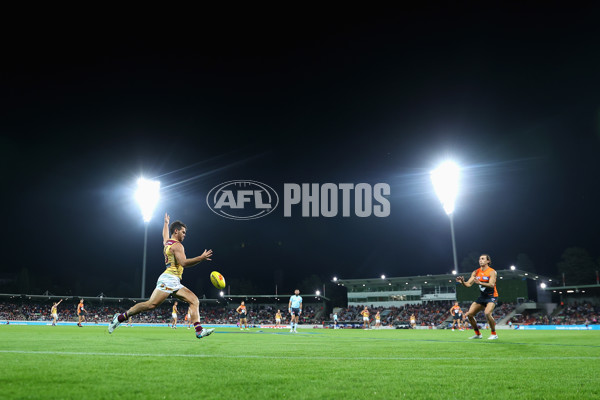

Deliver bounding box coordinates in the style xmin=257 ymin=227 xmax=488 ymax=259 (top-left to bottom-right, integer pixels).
xmin=456 ymin=254 xmax=499 ymax=340
xmin=50 ymin=299 xmax=63 ymax=326
xmin=236 ymin=301 xmax=249 ymax=330
xmin=410 ymin=314 xmax=416 ymax=329
xmin=275 ymin=309 xmax=282 ymax=329
xmin=288 ymin=289 xmax=302 ymax=333
xmin=108 ymin=213 xmax=215 ymax=339
xmin=360 ymin=306 xmax=370 ymax=329
xmin=449 ymin=302 xmax=463 ymax=331
xmin=77 ymin=299 xmax=86 ymax=327
xmin=333 ymin=312 xmax=338 ymax=329
xmin=185 ymin=307 xmax=192 ymax=329
xmin=375 ymin=311 xmax=381 ymax=329
xmin=170 ymin=301 xmax=178 ymax=329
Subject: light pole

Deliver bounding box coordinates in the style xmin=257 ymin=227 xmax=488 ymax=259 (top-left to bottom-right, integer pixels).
xmin=431 ymin=161 xmax=460 ymax=273
xmin=135 ymin=177 xmax=160 ymax=298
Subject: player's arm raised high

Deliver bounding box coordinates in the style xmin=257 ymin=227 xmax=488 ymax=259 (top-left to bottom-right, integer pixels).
xmin=171 ymin=243 xmax=213 ymax=268
xmin=163 ymin=213 xmax=170 ymax=245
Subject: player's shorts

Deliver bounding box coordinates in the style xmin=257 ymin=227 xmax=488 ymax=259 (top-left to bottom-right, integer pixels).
xmin=453 ymin=315 xmax=461 ymax=320
xmin=172 ymin=313 xmax=177 ymax=319
xmin=52 ymin=313 xmax=58 ymax=319
xmin=276 ymin=318 xmax=281 ymax=323
xmin=363 ymin=316 xmax=369 ymax=322
xmin=475 ymin=296 xmax=498 ymax=306
xmin=291 ymin=308 xmax=300 ymax=316
xmin=239 ymin=314 xmax=247 ymax=320
xmin=375 ymin=319 xmax=380 ymax=323
xmin=156 ymin=273 xmax=184 ymax=294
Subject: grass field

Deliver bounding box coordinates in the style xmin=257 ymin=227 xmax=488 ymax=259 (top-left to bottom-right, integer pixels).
xmin=1 ymin=325 xmax=599 ymax=399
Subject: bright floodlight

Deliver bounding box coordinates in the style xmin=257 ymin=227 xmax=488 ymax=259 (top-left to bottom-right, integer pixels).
xmin=540 ymin=283 xmax=547 ymax=289
xmin=136 ymin=178 xmax=160 ymax=222
xmin=431 ymin=161 xmax=460 ymax=215
xmin=381 ymin=275 xmax=386 ymax=280
xmin=219 ymin=291 xmax=224 ymax=297
xmin=315 ymin=290 xmax=321 ymax=296
xmin=452 ymin=270 xmax=457 ymax=275
xmin=510 ymin=265 xmax=516 ymax=270
xmin=332 ymin=277 xmax=338 ymax=282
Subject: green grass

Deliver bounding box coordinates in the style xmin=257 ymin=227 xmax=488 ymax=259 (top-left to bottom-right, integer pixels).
xmin=1 ymin=326 xmax=599 ymax=399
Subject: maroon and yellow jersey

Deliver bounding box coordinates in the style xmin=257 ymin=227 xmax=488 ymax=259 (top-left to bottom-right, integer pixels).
xmin=475 ymin=267 xmax=498 ymax=297
xmin=164 ymin=239 xmax=183 ymax=279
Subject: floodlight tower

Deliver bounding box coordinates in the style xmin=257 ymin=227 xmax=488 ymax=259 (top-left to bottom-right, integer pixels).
xmin=431 ymin=161 xmax=460 ymax=273
xmin=135 ymin=177 xmax=160 ymax=298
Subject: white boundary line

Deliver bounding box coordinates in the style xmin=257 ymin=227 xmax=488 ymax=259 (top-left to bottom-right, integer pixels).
xmin=0 ymin=350 xmax=598 ymax=361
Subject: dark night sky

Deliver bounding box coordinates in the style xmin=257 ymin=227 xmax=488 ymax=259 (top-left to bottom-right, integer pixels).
xmin=2 ymin=7 xmax=599 ymax=298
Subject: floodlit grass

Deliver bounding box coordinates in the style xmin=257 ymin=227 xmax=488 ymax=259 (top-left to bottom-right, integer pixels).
xmin=1 ymin=325 xmax=599 ymax=399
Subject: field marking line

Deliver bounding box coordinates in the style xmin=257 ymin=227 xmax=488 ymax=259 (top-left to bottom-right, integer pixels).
xmin=1 ymin=350 xmax=598 ymax=361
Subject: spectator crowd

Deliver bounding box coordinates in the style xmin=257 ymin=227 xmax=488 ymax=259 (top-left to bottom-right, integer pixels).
xmin=1 ymin=298 xmax=598 ymax=327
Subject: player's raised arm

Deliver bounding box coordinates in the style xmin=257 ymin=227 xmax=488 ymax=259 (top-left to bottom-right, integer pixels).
xmin=163 ymin=213 xmax=170 ymax=245
xmin=456 ymin=270 xmax=477 ymax=287
xmin=171 ymin=243 xmax=213 ymax=268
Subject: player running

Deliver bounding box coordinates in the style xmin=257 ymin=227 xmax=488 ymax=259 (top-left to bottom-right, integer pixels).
xmin=236 ymin=301 xmax=249 ymax=330
xmin=449 ymin=302 xmax=463 ymax=331
xmin=108 ymin=213 xmax=214 ymax=339
xmin=360 ymin=306 xmax=370 ymax=329
xmin=77 ymin=299 xmax=86 ymax=327
xmin=288 ymin=289 xmax=302 ymax=333
xmin=50 ymin=299 xmax=62 ymax=326
xmin=456 ymin=254 xmax=499 ymax=340
xmin=275 ymin=309 xmax=282 ymax=329
xmin=170 ymin=301 xmax=178 ymax=329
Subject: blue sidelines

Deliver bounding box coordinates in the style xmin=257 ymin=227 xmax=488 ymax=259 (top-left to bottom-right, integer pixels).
xmin=0 ymin=321 xmax=239 ymax=328
xmin=216 ymin=330 xmax=323 ymax=335
xmin=515 ymin=325 xmax=599 ymax=330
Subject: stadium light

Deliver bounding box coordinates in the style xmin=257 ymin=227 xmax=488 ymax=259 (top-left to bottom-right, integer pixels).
xmin=332 ymin=277 xmax=338 ymax=282
xmin=219 ymin=291 xmax=224 ymax=297
xmin=315 ymin=290 xmax=321 ymax=296
xmin=135 ymin=177 xmax=160 ymax=298
xmin=431 ymin=161 xmax=460 ymax=273
xmin=381 ymin=275 xmax=386 ymax=280
xmin=540 ymin=283 xmax=547 ymax=289
xmin=452 ymin=270 xmax=457 ymax=275
xmin=510 ymin=265 xmax=516 ymax=270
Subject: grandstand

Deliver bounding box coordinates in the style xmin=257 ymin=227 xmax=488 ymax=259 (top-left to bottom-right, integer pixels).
xmin=334 ymin=268 xmax=553 ymax=307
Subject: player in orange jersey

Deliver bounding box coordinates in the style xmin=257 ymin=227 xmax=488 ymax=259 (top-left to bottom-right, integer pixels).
xmin=449 ymin=302 xmax=463 ymax=331
xmin=185 ymin=307 xmax=192 ymax=329
xmin=456 ymin=254 xmax=499 ymax=340
xmin=236 ymin=301 xmax=249 ymax=330
xmin=108 ymin=213 xmax=214 ymax=339
xmin=77 ymin=299 xmax=86 ymax=327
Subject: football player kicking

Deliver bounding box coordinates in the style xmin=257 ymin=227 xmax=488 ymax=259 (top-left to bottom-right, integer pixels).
xmin=108 ymin=213 xmax=214 ymax=340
